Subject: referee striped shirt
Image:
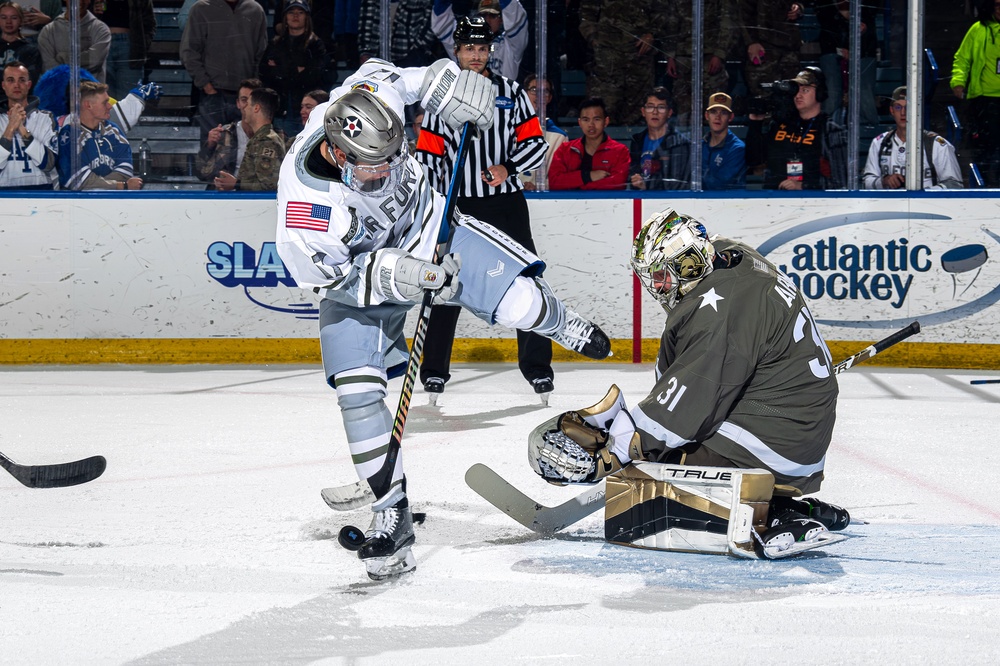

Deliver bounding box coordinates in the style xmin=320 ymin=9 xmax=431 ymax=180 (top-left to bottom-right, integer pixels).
xmin=415 ymin=71 xmax=547 ymax=197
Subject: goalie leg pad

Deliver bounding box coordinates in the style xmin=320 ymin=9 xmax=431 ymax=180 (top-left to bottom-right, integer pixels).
xmin=604 ymin=463 xmax=775 ymax=558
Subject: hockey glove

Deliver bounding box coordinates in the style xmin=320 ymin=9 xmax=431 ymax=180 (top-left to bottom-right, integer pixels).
xmin=130 ymin=82 xmax=163 ymax=101
xmin=528 ymin=406 xmax=643 ymax=485
xmin=420 ymin=59 xmax=494 ymax=131
xmin=370 ymin=248 xmax=461 ymax=304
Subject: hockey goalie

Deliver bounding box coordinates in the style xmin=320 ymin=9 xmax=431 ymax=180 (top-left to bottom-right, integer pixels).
xmin=527 ymin=208 xmax=851 ymax=559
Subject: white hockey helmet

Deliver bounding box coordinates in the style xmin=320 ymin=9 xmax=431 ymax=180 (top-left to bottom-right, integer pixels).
xmin=324 ymin=87 xmax=409 ymax=197
xmin=631 ymin=209 xmax=716 ymax=310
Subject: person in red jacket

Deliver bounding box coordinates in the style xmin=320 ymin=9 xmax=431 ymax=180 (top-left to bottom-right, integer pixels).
xmin=548 ymin=97 xmax=630 ymax=190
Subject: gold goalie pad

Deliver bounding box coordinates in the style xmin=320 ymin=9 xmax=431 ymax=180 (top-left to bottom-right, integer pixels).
xmin=604 ymin=463 xmax=775 ymax=558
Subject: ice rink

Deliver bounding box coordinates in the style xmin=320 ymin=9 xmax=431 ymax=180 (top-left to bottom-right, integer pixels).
xmin=2 ymin=362 xmax=1000 ymax=665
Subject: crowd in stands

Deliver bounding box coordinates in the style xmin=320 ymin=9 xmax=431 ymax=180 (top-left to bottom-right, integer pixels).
xmin=0 ymin=0 xmax=992 ymax=191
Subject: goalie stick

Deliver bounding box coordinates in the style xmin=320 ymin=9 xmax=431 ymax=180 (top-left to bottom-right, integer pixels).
xmin=1 ymin=451 xmax=106 ymax=488
xmin=320 ymin=122 xmax=476 ymax=513
xmin=467 ymin=321 xmax=922 ymax=533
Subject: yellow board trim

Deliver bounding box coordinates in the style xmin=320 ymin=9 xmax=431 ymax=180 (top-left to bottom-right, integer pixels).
xmin=1 ymin=338 xmax=999 ymax=368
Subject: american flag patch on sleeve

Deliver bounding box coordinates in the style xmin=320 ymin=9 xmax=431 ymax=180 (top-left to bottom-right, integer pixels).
xmin=285 ymin=202 xmax=332 ymax=232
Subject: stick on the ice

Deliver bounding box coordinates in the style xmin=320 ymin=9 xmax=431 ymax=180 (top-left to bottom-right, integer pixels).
xmin=0 ymin=451 xmax=106 ymax=488
xmin=345 ymin=121 xmax=477 ymax=504
xmin=832 ymin=321 xmax=920 ymax=375
xmin=970 ymin=379 xmax=1000 ymax=385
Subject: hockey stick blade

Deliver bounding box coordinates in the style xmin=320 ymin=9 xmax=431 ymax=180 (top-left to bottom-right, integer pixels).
xmin=970 ymin=379 xmax=1000 ymax=385
xmin=465 ymin=463 xmax=606 ymax=534
xmin=0 ymin=452 xmax=106 ymax=488
xmin=832 ymin=320 xmax=920 ymax=374
xmin=321 ymin=482 xmax=375 ymax=511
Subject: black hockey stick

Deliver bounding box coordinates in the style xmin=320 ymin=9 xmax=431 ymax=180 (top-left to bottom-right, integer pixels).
xmin=971 ymin=379 xmax=1000 ymax=385
xmin=832 ymin=321 xmax=920 ymax=375
xmin=468 ymin=320 xmax=924 ymax=532
xmin=322 ymin=122 xmax=477 ymax=510
xmin=1 ymin=451 xmax=106 ymax=488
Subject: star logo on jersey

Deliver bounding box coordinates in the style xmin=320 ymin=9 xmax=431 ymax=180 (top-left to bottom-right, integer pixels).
xmin=698 ymin=288 xmax=725 ymax=311
xmin=343 ymin=116 xmax=363 ymax=137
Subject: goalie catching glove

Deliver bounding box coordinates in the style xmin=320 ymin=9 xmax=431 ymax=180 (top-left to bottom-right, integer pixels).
xmin=420 ymin=59 xmax=494 ymax=131
xmin=370 ymin=248 xmax=461 ymax=303
xmin=528 ymin=385 xmax=644 ymax=484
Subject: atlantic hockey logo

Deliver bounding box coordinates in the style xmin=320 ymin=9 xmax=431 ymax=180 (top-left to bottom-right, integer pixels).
xmin=343 ymin=116 xmax=363 ymax=137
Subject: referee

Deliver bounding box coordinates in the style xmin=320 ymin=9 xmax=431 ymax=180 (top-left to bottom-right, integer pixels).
xmin=416 ymin=16 xmax=552 ymax=400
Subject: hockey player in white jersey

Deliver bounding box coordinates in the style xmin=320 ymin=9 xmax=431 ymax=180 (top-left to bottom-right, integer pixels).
xmin=275 ymin=58 xmax=611 ymax=580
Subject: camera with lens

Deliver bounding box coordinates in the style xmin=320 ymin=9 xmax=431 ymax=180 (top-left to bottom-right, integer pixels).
xmin=747 ymin=79 xmax=800 ymax=122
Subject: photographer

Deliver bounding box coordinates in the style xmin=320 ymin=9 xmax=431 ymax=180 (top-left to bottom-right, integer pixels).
xmin=745 ymin=67 xmax=848 ymax=190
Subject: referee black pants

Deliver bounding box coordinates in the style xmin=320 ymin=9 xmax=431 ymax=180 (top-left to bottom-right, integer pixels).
xmin=420 ymin=191 xmax=554 ymax=386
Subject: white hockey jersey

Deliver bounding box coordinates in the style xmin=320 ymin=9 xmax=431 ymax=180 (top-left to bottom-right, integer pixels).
xmin=275 ymin=60 xmax=449 ymax=308
xmin=0 ymin=98 xmax=58 ymax=188
xmin=861 ymin=129 xmax=963 ymax=190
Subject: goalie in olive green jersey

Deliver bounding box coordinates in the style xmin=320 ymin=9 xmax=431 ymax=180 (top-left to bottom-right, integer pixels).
xmin=528 ymin=208 xmax=851 ymax=556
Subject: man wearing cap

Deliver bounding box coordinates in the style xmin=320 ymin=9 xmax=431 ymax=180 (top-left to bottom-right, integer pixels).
xmin=862 ymin=86 xmax=962 ymax=190
xmin=746 ymin=66 xmax=847 ymax=190
xmin=431 ymin=0 xmax=528 ymax=80
xmin=702 ymin=91 xmax=745 ymax=190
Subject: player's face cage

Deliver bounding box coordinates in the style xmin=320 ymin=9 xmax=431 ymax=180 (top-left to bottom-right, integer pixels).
xmin=342 ymin=141 xmax=411 ymax=197
xmin=631 ymin=210 xmax=713 ymax=310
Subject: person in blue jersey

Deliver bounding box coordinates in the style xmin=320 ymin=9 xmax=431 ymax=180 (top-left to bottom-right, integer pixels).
xmin=701 ymin=92 xmax=746 ymax=190
xmin=56 ymin=80 xmax=141 ymax=190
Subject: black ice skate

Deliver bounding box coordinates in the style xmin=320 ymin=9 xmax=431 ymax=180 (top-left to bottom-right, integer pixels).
xmin=532 ymin=377 xmax=554 ymax=406
xmin=771 ymin=495 xmax=851 ymax=531
xmin=753 ymin=507 xmax=847 ymax=559
xmin=548 ymin=311 xmax=612 ymax=360
xmin=424 ymin=377 xmax=445 ymax=406
xmin=358 ymin=500 xmax=416 ymax=580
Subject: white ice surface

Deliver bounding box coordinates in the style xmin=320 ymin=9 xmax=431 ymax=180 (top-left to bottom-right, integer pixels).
xmin=2 ymin=363 xmax=1000 ymax=665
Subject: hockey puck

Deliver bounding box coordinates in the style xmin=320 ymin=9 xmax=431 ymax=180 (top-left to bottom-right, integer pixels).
xmin=338 ymin=524 xmax=366 ymax=551
xmin=413 ymin=511 xmax=427 ymax=524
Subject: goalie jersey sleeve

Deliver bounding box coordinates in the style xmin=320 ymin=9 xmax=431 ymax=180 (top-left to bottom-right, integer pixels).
xmin=632 ymin=239 xmax=838 ymax=493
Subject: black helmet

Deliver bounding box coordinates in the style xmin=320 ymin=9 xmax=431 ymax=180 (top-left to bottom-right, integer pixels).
xmin=453 ymin=16 xmax=493 ymax=45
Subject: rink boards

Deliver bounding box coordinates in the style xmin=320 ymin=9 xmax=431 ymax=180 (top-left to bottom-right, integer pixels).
xmin=1 ymin=191 xmax=997 ymax=367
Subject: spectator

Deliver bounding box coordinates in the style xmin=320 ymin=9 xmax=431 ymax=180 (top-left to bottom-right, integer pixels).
xmin=578 ymin=0 xmax=662 ymax=126
xmin=628 ymin=86 xmax=691 ymax=190
xmin=701 ymin=91 xmax=746 ymax=190
xmin=196 ymin=78 xmax=260 ymax=184
xmin=1 ymin=2 xmax=44 ymax=88
xmin=739 ymin=0 xmax=802 ymax=99
xmin=951 ymin=0 xmax=1000 ymax=186
xmin=862 ymin=86 xmax=963 ymax=190
xmin=405 ymin=102 xmax=423 ymax=152
xmin=298 ymin=87 xmax=328 ymax=130
xmin=520 ymin=72 xmax=566 ymax=190
xmin=38 ymin=0 xmax=111 ymax=82
xmin=261 ymin=0 xmax=329 ymax=137
xmin=212 ymin=87 xmax=285 ymax=191
xmin=663 ymin=0 xmax=735 ymax=124
xmin=0 ymin=60 xmax=57 ymax=188
xmin=89 ymin=0 xmax=155 ymax=101
xmin=334 ymin=0 xmax=360 ymax=68
xmin=180 ymin=0 xmax=267 ymax=143
xmin=432 ymin=0 xmax=529 ymax=81
xmin=16 ymin=0 xmax=60 ymax=42
xmin=56 ymin=80 xmax=140 ymax=190
xmin=357 ymin=0 xmax=440 ymax=68
xmin=549 ymin=96 xmax=629 ymax=190
xmin=416 ymin=16 xmax=554 ymax=400
xmin=33 ymin=63 xmax=160 ymax=133
xmin=815 ymin=0 xmax=878 ymax=126
xmin=745 ymin=66 xmax=848 ymax=190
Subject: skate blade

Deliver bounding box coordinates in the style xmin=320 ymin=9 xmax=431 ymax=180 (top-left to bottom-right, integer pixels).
xmin=538 ymin=392 xmax=550 ymax=407
xmin=757 ymin=531 xmax=849 ymax=560
xmin=428 ymin=393 xmax=440 ymax=406
xmin=365 ymin=547 xmax=417 ymax=581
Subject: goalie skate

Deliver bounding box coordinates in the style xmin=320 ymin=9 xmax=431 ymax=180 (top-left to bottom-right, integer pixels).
xmin=357 ymin=501 xmax=416 ymax=581
xmin=752 ymin=508 xmax=848 ymax=560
